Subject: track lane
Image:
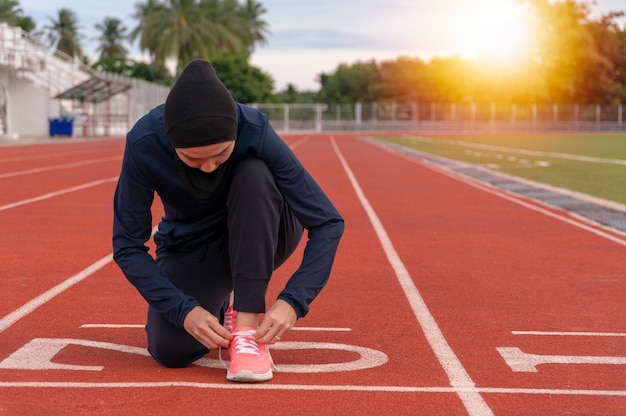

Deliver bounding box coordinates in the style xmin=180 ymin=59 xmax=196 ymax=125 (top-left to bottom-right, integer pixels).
xmin=0 ymin=141 xmax=124 ymax=205
xmin=0 ymin=139 xmax=127 ymax=320
xmin=0 ymin=134 xmax=469 ymax=414
xmin=0 ymin=134 xmax=624 ymax=415
xmin=337 ymin=135 xmax=625 ymax=414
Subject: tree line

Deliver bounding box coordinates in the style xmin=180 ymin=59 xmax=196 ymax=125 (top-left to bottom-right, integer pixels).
xmin=318 ymin=0 xmax=626 ymax=106
xmin=0 ymin=0 xmax=624 ymax=106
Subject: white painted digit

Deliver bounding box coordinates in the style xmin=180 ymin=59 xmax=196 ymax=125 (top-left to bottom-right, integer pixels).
xmin=0 ymin=338 xmax=388 ymax=374
xmin=497 ymin=347 xmax=626 ymax=372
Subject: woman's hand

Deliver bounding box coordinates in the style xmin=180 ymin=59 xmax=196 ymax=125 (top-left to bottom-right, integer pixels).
xmin=183 ymin=306 xmax=232 ymax=349
xmin=255 ymin=299 xmax=297 ymax=344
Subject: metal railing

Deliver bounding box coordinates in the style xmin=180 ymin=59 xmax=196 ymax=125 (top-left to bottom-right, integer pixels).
xmin=249 ymin=103 xmax=328 ymax=132
xmin=258 ymin=102 xmax=626 ymax=132
xmin=0 ymin=81 xmax=6 ymax=134
xmin=0 ymin=23 xmax=170 ymax=138
xmin=0 ymin=23 xmax=91 ymax=95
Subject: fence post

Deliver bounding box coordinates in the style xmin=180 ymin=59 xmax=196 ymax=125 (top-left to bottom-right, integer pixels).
xmin=315 ymin=104 xmax=324 ymax=132
xmin=619 ymin=104 xmax=623 ymax=126
xmin=283 ymin=104 xmax=289 ymax=132
xmin=411 ymin=102 xmax=418 ymax=125
xmin=355 ymin=102 xmax=362 ymax=126
xmin=596 ymin=104 xmax=601 ymax=129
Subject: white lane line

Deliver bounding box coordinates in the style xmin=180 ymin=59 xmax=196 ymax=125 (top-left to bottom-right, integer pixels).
xmin=292 ymin=327 xmax=351 ymax=332
xmin=80 ymin=324 xmax=144 ymax=329
xmin=467 ymin=179 xmax=626 ymax=246
xmin=404 ymin=135 xmax=626 ymax=166
xmin=330 ymin=136 xmax=494 ymax=416
xmin=0 ymin=156 xmax=121 ymax=179
xmin=0 ymin=255 xmax=113 ymax=333
xmin=0 ymin=151 xmax=77 ymax=164
xmin=0 ymin=146 xmax=121 ymax=164
xmin=0 ymin=382 xmax=623 ymax=397
xmin=456 ymin=173 xmax=626 ymax=247
xmin=512 ymin=331 xmax=626 ymax=337
xmin=79 ymin=324 xmax=352 ymax=332
xmin=289 ymin=135 xmax=311 ymax=149
xmin=372 ymin=137 xmax=626 ymax=218
xmin=374 ymin=141 xmax=626 ymax=247
xmin=0 ymin=177 xmax=119 ymax=212
xmin=0 ymin=226 xmax=158 ymax=333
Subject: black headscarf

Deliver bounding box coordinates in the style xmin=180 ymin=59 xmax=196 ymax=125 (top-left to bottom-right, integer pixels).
xmin=162 ymin=59 xmax=238 ymax=202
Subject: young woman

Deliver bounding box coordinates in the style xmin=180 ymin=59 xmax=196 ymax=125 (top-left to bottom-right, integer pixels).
xmin=112 ymin=59 xmax=344 ymax=382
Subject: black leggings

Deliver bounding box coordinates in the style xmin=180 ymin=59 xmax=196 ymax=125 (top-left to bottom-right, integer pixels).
xmin=146 ymin=158 xmax=303 ymax=368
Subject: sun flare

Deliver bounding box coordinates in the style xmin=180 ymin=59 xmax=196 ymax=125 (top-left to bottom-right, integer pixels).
xmin=461 ymin=1 xmax=532 ymax=62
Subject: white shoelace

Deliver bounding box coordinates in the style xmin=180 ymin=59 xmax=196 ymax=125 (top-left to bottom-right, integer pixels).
xmin=231 ymin=330 xmax=260 ymax=355
xmin=219 ymin=330 xmax=276 ymax=370
xmin=224 ymin=307 xmax=236 ymax=333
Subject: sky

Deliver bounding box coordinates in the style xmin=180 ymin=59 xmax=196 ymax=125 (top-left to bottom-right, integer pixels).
xmin=17 ymin=0 xmax=626 ymax=91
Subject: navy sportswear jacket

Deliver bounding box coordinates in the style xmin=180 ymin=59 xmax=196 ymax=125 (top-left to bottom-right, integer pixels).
xmin=112 ymin=103 xmax=344 ymax=328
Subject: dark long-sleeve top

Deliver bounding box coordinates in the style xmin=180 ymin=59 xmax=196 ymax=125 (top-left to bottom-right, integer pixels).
xmin=112 ymin=103 xmax=344 ymax=328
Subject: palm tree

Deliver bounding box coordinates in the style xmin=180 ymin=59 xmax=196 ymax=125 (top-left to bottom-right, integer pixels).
xmin=131 ymin=0 xmax=166 ymax=61
xmin=94 ymin=17 xmax=130 ymax=60
xmin=44 ymin=8 xmax=83 ymax=58
xmin=0 ymin=0 xmax=34 ymax=32
xmin=200 ymin=0 xmax=247 ymax=53
xmin=134 ymin=0 xmax=246 ymax=73
xmin=237 ymin=0 xmax=269 ymax=54
xmin=140 ymin=0 xmax=243 ymax=70
xmin=0 ymin=0 xmax=20 ymax=25
xmin=131 ymin=0 xmax=270 ymax=74
xmin=202 ymin=0 xmax=268 ymax=56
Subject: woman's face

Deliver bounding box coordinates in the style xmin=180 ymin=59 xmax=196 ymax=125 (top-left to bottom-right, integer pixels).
xmin=175 ymin=141 xmax=235 ymax=173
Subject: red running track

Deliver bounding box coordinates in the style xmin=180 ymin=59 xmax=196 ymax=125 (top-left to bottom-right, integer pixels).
xmin=0 ymin=134 xmax=624 ymax=415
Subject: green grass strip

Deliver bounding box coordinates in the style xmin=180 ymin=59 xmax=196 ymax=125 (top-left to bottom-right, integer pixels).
xmin=379 ymin=133 xmax=626 ymax=205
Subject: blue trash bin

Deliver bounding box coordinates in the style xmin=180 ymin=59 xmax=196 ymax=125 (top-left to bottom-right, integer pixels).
xmin=49 ymin=118 xmax=73 ymax=137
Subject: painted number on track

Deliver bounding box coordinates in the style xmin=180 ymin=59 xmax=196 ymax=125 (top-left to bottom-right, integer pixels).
xmin=497 ymin=347 xmax=626 ymax=372
xmin=0 ymin=338 xmax=388 ymax=373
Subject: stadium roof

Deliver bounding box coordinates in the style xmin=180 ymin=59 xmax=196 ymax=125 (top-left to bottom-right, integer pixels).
xmin=54 ymin=74 xmax=132 ymax=103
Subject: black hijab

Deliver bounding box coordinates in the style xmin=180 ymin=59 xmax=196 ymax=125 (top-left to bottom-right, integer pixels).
xmin=162 ymin=59 xmax=238 ymax=202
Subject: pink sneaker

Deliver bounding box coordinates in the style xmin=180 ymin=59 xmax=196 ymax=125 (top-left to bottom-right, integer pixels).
xmin=227 ymin=326 xmax=273 ymax=382
xmin=224 ymin=305 xmax=236 ymax=333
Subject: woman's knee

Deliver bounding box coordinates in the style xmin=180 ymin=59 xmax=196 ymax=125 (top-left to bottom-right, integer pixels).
xmin=230 ymin=158 xmax=279 ymax=199
xmin=146 ymin=312 xmax=208 ymax=368
xmin=147 ymin=331 xmax=208 ymax=368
